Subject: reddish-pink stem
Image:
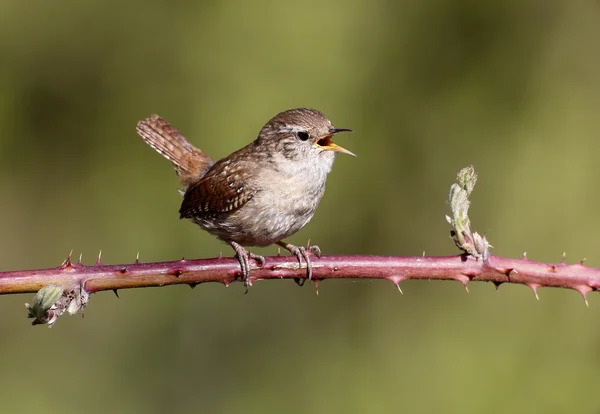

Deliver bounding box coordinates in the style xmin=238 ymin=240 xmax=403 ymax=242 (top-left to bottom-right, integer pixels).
xmin=1 ymin=254 xmax=598 ymax=302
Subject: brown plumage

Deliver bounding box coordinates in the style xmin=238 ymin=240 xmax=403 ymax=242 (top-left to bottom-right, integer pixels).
xmin=136 ymin=108 xmax=354 ymax=287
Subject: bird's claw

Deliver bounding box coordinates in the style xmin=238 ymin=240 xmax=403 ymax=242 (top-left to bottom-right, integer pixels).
xmin=278 ymin=241 xmax=321 ymax=286
xmin=249 ymin=252 xmax=266 ymax=269
xmin=229 ymin=241 xmax=265 ymax=291
xmin=309 ymin=245 xmax=321 ymax=257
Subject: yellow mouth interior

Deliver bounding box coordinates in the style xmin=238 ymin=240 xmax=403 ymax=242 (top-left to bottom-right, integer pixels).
xmin=317 ymin=136 xmax=334 ymax=148
xmin=314 ymin=135 xmax=356 ymax=156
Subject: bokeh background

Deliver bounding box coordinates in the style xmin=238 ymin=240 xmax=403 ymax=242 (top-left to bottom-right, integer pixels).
xmin=1 ymin=0 xmax=599 ymax=413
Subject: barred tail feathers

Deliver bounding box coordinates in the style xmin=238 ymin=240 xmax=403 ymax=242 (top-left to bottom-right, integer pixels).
xmin=136 ymin=114 xmax=213 ymax=187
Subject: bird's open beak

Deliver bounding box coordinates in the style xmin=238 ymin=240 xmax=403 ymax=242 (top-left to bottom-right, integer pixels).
xmin=315 ymin=128 xmax=356 ymax=157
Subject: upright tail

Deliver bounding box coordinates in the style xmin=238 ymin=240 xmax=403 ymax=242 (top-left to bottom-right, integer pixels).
xmin=136 ymin=115 xmax=213 ymax=189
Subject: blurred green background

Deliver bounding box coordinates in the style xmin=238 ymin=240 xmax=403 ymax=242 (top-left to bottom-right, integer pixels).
xmin=1 ymin=0 xmax=599 ymax=413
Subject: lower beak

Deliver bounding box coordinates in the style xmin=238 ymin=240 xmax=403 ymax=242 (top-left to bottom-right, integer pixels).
xmin=315 ymin=128 xmax=356 ymax=157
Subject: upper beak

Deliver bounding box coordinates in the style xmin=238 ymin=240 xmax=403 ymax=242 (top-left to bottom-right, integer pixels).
xmin=315 ymin=128 xmax=356 ymax=157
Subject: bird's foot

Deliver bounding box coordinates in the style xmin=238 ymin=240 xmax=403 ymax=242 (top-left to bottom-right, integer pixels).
xmin=277 ymin=241 xmax=320 ymax=286
xmin=308 ymin=244 xmax=321 ymax=258
xmin=229 ymin=241 xmax=265 ymax=291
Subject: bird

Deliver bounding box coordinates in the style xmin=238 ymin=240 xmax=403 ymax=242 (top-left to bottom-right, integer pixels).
xmin=136 ymin=108 xmax=354 ymax=287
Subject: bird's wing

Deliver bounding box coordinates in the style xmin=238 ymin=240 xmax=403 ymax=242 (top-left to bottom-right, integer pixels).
xmin=179 ymin=159 xmax=256 ymax=218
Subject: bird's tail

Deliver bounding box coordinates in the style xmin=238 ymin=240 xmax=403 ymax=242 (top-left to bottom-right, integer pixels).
xmin=136 ymin=115 xmax=213 ymax=188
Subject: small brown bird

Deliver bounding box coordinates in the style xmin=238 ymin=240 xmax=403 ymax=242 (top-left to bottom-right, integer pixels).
xmin=136 ymin=108 xmax=354 ymax=286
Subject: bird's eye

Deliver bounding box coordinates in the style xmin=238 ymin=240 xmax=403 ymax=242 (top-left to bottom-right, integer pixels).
xmin=296 ymin=131 xmax=310 ymax=141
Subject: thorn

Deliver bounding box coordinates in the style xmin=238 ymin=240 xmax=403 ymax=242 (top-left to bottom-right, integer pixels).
xmin=498 ymin=268 xmax=515 ymax=279
xmin=580 ymin=257 xmax=587 ymax=265
xmin=169 ymin=269 xmax=182 ymax=277
xmin=60 ymin=249 xmax=74 ymax=269
xmin=314 ymin=279 xmax=320 ymax=295
xmin=218 ymin=251 xmax=223 ymax=259
xmin=560 ymin=252 xmax=566 ymax=264
xmin=522 ymin=252 xmax=528 ymax=260
xmin=118 ymin=267 xmax=127 ymax=274
xmin=277 ymin=247 xmax=281 ymax=256
xmin=528 ymin=283 xmax=540 ymax=300
xmin=78 ymin=253 xmax=83 ymax=265
xmin=493 ymin=281 xmax=502 ymax=291
xmin=306 ymin=239 xmax=311 ymax=248
xmin=422 ymin=251 xmax=426 ymax=257
xmin=113 ymin=289 xmax=120 ymax=298
xmin=95 ymin=250 xmax=102 ymax=266
xmin=135 ymin=252 xmax=140 ymax=264
xmin=575 ymin=285 xmax=592 ymax=308
xmin=189 ymin=283 xmax=197 ymax=290
xmin=387 ymin=276 xmax=406 ymax=294
xmin=455 ymin=274 xmax=472 ymax=292
xmin=550 ymin=265 xmax=557 ymax=273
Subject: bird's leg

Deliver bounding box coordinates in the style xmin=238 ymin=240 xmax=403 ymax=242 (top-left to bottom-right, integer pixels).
xmin=228 ymin=241 xmax=265 ymax=289
xmin=277 ymin=241 xmax=321 ymax=284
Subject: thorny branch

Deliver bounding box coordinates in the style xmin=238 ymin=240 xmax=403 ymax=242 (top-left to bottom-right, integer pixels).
xmin=3 ymin=166 xmax=598 ymax=327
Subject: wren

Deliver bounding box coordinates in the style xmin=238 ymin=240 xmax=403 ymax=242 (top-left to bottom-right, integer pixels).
xmin=136 ymin=108 xmax=354 ymax=287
